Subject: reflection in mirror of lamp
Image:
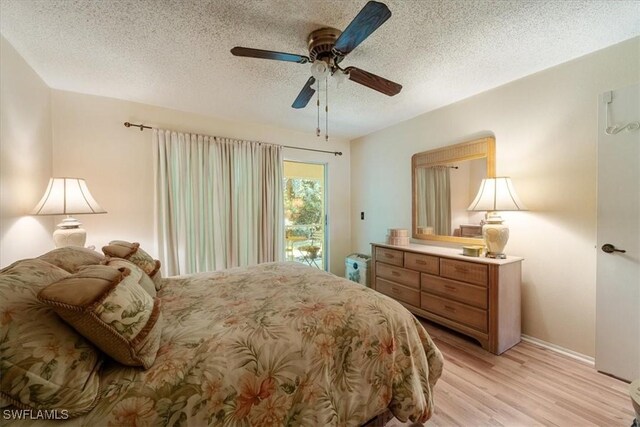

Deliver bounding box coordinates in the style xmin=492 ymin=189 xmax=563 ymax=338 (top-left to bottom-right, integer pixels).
xmin=412 ymin=136 xmax=495 ymax=245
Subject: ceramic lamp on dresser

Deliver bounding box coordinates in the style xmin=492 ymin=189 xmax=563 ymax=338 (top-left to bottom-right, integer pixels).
xmin=467 ymin=177 xmax=527 ymax=259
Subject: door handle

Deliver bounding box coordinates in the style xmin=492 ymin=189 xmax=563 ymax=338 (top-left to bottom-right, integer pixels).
xmin=601 ymin=244 xmax=626 ymax=254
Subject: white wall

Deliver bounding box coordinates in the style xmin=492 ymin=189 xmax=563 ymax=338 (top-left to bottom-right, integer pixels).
xmin=449 ymin=161 xmax=471 ymax=234
xmin=0 ymin=36 xmax=54 ymax=267
xmin=51 ymin=90 xmax=351 ymax=276
xmin=350 ymin=37 xmax=640 ymax=357
xmin=449 ymin=159 xmax=487 ymax=233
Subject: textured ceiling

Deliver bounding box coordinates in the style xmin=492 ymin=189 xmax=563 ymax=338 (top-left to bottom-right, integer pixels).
xmin=1 ymin=0 xmax=639 ymax=139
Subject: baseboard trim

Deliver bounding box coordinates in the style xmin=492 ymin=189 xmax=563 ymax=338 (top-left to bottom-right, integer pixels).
xmin=521 ymin=334 xmax=595 ymax=366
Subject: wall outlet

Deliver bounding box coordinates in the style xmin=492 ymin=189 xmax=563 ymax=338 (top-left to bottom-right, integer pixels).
xmin=360 ymin=212 xmax=365 ymax=220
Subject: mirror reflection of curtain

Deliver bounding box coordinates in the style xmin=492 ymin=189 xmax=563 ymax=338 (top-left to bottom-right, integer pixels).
xmin=417 ymin=166 xmax=451 ymax=235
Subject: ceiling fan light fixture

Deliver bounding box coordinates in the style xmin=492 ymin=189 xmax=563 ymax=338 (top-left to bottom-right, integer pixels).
xmin=310 ymin=60 xmax=330 ymax=79
xmin=333 ymin=69 xmax=348 ymax=87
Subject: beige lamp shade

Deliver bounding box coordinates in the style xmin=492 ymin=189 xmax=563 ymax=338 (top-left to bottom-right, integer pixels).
xmin=32 ymin=178 xmax=105 ymax=248
xmin=32 ymin=177 xmax=106 ymax=215
xmin=467 ymin=177 xmax=527 ymax=212
xmin=467 ymin=177 xmax=526 ymax=259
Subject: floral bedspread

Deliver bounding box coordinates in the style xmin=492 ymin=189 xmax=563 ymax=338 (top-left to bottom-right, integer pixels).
xmin=15 ymin=262 xmax=443 ymax=426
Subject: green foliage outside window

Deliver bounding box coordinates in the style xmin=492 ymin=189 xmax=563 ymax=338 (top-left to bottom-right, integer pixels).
xmin=284 ymin=178 xmax=323 ymax=233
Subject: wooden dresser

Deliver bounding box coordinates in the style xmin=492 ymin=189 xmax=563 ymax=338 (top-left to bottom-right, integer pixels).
xmin=371 ymin=243 xmax=523 ymax=355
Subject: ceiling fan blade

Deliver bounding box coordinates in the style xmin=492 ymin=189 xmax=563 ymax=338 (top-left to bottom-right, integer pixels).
xmin=231 ymin=47 xmax=309 ymax=64
xmin=333 ymin=1 xmax=391 ymax=56
xmin=292 ymin=77 xmax=317 ymax=109
xmin=345 ymin=67 xmax=402 ymax=96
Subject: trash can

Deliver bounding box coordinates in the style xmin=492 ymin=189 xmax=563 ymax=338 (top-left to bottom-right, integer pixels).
xmin=345 ymin=253 xmax=371 ymax=287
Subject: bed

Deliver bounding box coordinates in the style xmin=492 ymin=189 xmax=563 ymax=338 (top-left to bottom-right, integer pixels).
xmin=1 ymin=246 xmax=443 ymax=426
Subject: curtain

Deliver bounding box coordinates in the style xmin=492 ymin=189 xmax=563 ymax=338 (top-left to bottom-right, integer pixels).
xmin=154 ymin=129 xmax=284 ymax=276
xmin=416 ymin=166 xmax=451 ymax=235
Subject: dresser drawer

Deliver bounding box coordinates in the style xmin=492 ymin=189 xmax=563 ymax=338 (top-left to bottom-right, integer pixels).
xmin=421 ymin=293 xmax=487 ymax=332
xmin=377 ymin=278 xmax=420 ymax=306
xmin=421 ymin=274 xmax=487 ymax=309
xmin=404 ymin=252 xmax=439 ymax=274
xmin=375 ymin=247 xmax=404 ymax=267
xmin=376 ymin=262 xmax=420 ymax=289
xmin=440 ymin=259 xmax=488 ymax=287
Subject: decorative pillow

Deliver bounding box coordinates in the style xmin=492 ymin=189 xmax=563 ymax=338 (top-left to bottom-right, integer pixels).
xmin=38 ymin=265 xmax=163 ymax=369
xmin=37 ymin=246 xmax=104 ymax=273
xmin=102 ymin=240 xmax=162 ymax=289
xmin=101 ymin=257 xmax=156 ymax=298
xmin=0 ymin=259 xmax=102 ymax=416
xmin=151 ymin=267 xmax=165 ymax=291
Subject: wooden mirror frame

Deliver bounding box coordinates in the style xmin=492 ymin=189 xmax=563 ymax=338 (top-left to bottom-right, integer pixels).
xmin=411 ymin=136 xmax=496 ymax=245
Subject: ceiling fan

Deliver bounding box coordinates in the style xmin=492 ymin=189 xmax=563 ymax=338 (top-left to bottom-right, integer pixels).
xmin=230 ymin=1 xmax=402 ymax=109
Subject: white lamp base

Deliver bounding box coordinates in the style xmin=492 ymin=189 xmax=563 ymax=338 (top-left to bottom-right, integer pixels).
xmin=482 ymin=213 xmax=509 ymax=259
xmin=53 ymin=217 xmax=87 ymax=248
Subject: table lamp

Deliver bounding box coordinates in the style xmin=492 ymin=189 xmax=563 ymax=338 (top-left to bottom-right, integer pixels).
xmin=467 ymin=177 xmax=526 ymax=258
xmin=31 ymin=177 xmax=106 ymax=248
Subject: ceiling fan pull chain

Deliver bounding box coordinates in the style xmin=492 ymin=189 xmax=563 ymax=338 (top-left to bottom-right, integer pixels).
xmin=325 ymin=76 xmax=329 ymax=141
xmin=316 ymin=88 xmax=320 ymax=137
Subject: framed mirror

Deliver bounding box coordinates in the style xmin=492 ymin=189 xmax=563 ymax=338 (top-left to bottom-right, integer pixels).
xmin=412 ymin=136 xmax=496 ymax=245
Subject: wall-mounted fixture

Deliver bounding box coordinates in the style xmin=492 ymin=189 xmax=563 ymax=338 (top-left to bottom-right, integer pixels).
xmin=604 ymin=90 xmax=640 ymax=135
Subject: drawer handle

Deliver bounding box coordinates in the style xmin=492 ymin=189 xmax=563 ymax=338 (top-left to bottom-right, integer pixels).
xmin=384 ymin=253 xmax=394 ymax=258
xmin=444 ymin=284 xmax=457 ymax=292
xmin=415 ymin=259 xmax=427 ymax=265
xmin=391 ymin=286 xmax=400 ymax=293
xmin=444 ymin=305 xmax=456 ymax=312
xmin=454 ymin=266 xmax=469 ymax=274
xmin=391 ymin=271 xmax=400 ymax=276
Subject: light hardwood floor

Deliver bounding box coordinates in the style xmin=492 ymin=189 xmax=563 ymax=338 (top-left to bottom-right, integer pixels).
xmin=387 ymin=320 xmax=635 ymax=427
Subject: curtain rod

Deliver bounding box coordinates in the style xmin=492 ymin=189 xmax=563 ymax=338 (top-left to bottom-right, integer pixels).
xmin=124 ymin=122 xmax=343 ymax=156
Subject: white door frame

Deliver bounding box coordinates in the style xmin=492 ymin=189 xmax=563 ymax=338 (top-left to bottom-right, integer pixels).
xmin=283 ymin=159 xmax=329 ymax=271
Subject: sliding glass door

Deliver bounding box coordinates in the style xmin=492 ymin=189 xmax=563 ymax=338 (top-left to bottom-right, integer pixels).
xmin=283 ymin=161 xmax=327 ymax=270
